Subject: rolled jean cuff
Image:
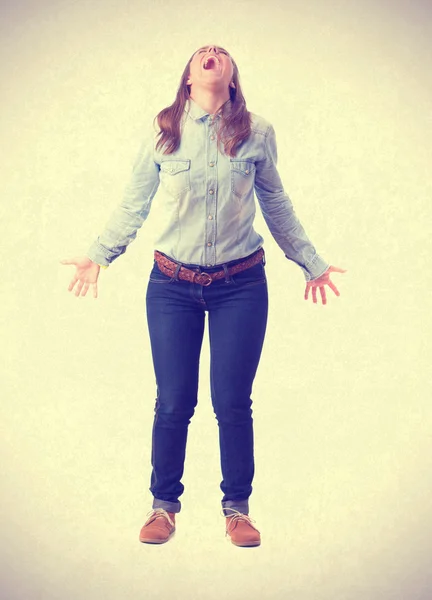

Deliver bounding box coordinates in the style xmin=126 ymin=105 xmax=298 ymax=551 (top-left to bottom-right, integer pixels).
xmin=221 ymin=499 xmax=249 ymax=516
xmin=152 ymin=498 xmax=181 ymax=514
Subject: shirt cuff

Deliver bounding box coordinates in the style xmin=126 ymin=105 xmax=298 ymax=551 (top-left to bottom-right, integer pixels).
xmin=86 ymin=240 xmax=112 ymax=267
xmin=286 ymin=254 xmax=330 ymax=281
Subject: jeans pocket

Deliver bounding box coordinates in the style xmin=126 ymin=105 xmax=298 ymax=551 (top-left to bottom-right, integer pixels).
xmin=231 ymin=262 xmax=267 ymax=287
xmin=148 ymin=263 xmax=176 ymax=284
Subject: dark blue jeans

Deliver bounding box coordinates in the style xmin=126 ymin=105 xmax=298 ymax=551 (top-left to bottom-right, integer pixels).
xmin=145 ymin=249 xmax=268 ymax=516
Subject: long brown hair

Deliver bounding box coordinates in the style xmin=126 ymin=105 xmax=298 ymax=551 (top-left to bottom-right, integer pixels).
xmin=154 ymin=46 xmax=251 ymax=157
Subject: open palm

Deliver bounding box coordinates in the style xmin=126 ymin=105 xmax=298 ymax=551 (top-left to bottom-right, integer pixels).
xmin=304 ymin=266 xmax=346 ymax=305
xmin=60 ymin=256 xmax=101 ymax=298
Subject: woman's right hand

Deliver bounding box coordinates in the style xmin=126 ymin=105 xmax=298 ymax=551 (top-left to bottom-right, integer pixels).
xmin=60 ymin=256 xmax=101 ymax=298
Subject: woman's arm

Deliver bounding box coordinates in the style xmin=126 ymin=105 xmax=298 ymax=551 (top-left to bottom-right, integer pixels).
xmin=254 ymin=123 xmax=329 ymax=281
xmin=61 ymin=129 xmax=160 ymax=298
xmin=86 ymin=129 xmax=160 ymax=267
xmin=254 ymin=123 xmax=346 ymax=303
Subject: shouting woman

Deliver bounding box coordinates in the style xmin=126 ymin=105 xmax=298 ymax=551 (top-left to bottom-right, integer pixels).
xmin=61 ymin=44 xmax=345 ymax=547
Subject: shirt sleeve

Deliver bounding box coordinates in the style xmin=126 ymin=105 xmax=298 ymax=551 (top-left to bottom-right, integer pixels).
xmin=254 ymin=123 xmax=329 ymax=281
xmin=86 ymin=127 xmax=160 ymax=266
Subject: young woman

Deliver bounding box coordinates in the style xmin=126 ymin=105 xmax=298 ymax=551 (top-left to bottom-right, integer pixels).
xmin=61 ymin=44 xmax=345 ymax=547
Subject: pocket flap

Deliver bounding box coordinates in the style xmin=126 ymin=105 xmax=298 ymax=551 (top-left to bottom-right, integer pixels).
xmin=160 ymin=160 xmax=191 ymax=175
xmin=230 ymin=160 xmax=255 ymax=176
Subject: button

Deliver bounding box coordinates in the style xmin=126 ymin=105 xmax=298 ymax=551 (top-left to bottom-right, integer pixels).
xmin=245 ymin=169 xmax=250 ymax=174
xmin=207 ymin=242 xmax=212 ymax=247
xmin=206 ymin=264 xmax=212 ymax=267
xmin=209 ymin=189 xmax=214 ymax=195
xmin=208 ymin=215 xmax=213 ymax=220
xmin=210 ymin=135 xmax=215 ymax=140
xmin=209 ymin=162 xmax=215 ymax=167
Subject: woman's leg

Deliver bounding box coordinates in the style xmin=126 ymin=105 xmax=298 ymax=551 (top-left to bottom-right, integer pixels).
xmin=146 ymin=265 xmax=206 ymax=513
xmin=205 ymin=263 xmax=269 ymax=516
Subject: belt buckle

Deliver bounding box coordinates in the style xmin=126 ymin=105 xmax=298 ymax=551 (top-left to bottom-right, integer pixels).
xmin=194 ymin=271 xmax=212 ymax=286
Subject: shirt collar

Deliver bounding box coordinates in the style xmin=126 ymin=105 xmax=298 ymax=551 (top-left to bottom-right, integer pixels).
xmin=184 ymin=98 xmax=230 ymax=121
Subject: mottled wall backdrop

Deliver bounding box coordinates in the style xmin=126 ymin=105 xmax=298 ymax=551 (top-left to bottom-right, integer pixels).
xmin=1 ymin=1 xmax=431 ymax=599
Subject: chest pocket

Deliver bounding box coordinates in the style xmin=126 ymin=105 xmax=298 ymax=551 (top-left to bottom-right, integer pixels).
xmin=230 ymin=160 xmax=256 ymax=200
xmin=160 ymin=160 xmax=191 ymax=198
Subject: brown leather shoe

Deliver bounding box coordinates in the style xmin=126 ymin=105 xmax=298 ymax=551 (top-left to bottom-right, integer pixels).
xmin=225 ymin=509 xmax=261 ymax=547
xmin=139 ymin=509 xmax=176 ymax=544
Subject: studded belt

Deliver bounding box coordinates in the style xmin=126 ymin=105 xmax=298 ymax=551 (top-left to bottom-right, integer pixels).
xmin=154 ymin=248 xmax=265 ymax=286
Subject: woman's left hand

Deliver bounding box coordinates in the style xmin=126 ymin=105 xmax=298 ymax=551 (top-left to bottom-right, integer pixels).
xmin=304 ymin=266 xmax=346 ymax=305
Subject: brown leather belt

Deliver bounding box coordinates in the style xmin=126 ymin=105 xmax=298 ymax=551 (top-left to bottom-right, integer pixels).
xmin=154 ymin=248 xmax=265 ymax=286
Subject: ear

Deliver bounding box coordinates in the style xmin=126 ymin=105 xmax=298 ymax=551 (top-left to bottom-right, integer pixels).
xmin=229 ymin=81 xmax=236 ymax=88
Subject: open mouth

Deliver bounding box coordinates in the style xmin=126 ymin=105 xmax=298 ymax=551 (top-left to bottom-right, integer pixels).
xmin=203 ymin=55 xmax=221 ymax=70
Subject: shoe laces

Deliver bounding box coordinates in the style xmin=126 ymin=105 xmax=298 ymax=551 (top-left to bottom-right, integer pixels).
xmin=145 ymin=508 xmax=175 ymax=527
xmin=222 ymin=508 xmax=260 ymax=534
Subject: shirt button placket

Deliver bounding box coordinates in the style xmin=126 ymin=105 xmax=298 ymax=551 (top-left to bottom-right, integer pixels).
xmin=206 ymin=116 xmax=217 ymax=266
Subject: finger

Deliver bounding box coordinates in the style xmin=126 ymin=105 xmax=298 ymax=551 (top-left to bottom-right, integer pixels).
xmin=312 ymin=286 xmax=317 ymax=304
xmin=68 ymin=276 xmax=78 ymax=292
xmin=81 ymin=282 xmax=90 ymax=297
xmin=304 ymin=283 xmax=311 ymax=300
xmin=92 ymin=283 xmax=98 ymax=299
xmin=319 ymin=286 xmax=327 ymax=305
xmin=328 ymin=281 xmax=340 ymax=296
xmin=329 ymin=266 xmax=347 ymax=274
xmin=75 ymin=280 xmax=85 ymax=297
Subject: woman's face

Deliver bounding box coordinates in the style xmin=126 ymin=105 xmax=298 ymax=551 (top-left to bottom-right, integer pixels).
xmin=186 ymin=45 xmax=234 ymax=92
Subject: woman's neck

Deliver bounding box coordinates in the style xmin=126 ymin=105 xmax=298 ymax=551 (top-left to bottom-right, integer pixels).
xmin=189 ymin=88 xmax=230 ymax=116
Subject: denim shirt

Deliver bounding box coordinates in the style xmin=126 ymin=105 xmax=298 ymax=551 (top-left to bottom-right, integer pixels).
xmin=86 ymin=98 xmax=329 ymax=280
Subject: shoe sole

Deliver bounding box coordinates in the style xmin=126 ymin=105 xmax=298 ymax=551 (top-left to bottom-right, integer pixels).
xmin=139 ymin=529 xmax=176 ymax=544
xmin=227 ymin=536 xmax=261 ymax=547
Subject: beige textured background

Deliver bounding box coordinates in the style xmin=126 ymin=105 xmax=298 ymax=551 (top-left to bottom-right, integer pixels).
xmin=1 ymin=0 xmax=431 ymax=598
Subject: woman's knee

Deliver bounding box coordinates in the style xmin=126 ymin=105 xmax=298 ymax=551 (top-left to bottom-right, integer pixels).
xmin=211 ymin=398 xmax=253 ymax=425
xmin=154 ymin=391 xmax=198 ymax=424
